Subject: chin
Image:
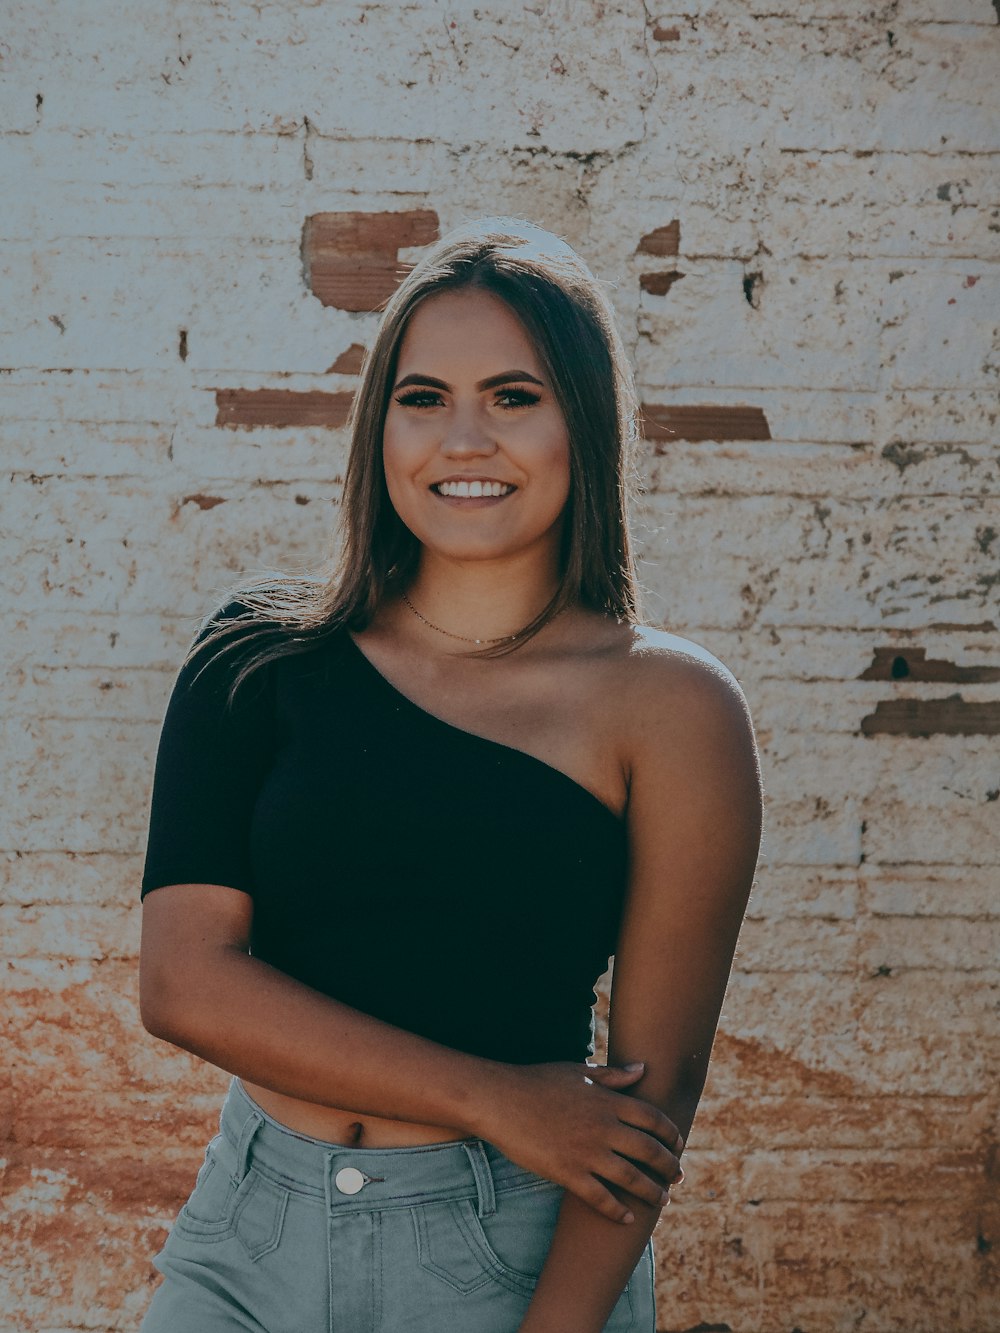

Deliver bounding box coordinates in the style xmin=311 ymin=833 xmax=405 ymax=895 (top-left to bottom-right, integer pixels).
xmin=418 ymin=535 xmax=519 ymax=561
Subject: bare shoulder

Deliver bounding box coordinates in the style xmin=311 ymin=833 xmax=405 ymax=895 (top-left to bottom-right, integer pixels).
xmin=612 ymin=623 xmax=750 ymax=714
xmin=599 ymin=622 xmax=759 ymax=785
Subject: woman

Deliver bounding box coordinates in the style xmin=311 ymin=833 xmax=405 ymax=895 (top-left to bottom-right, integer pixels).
xmin=137 ymin=216 xmax=763 ymax=1332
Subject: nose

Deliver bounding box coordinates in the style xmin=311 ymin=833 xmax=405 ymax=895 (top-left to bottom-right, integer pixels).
xmin=441 ymin=406 xmax=498 ymax=459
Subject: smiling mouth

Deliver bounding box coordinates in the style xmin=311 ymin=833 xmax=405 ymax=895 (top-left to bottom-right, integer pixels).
xmin=430 ymin=480 xmax=517 ymax=498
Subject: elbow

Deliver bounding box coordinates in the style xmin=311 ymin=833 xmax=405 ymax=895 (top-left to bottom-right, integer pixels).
xmin=140 ymin=993 xmax=171 ymax=1041
xmin=138 ymin=883 xmax=252 ymax=1045
xmin=139 ymin=955 xmax=199 ymax=1045
xmin=139 ymin=972 xmax=180 ymax=1042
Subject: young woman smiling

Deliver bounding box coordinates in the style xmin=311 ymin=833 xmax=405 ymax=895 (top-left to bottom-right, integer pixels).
xmin=137 ymin=217 xmax=763 ymax=1332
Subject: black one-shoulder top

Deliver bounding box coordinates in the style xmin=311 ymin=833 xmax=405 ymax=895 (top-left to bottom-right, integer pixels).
xmin=140 ymin=601 xmax=630 ymax=1064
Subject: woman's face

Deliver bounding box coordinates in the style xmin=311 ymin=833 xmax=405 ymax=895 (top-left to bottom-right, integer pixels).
xmin=381 ymin=286 xmax=571 ymax=569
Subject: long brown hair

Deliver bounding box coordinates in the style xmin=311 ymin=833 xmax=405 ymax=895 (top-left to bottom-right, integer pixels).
xmin=184 ymin=216 xmax=645 ymax=704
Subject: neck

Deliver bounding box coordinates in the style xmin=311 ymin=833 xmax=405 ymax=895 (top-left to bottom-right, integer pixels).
xmin=398 ymin=552 xmax=564 ymax=645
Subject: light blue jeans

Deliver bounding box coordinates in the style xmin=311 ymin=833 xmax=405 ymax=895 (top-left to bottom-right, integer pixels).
xmin=139 ymin=1075 xmax=656 ymax=1332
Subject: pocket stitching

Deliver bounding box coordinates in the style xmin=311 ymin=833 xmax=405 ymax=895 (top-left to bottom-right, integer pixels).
xmin=173 ymin=1150 xmax=239 ymax=1238
xmin=234 ymin=1175 xmax=288 ymax=1263
xmin=410 ymin=1203 xmax=492 ymax=1295
xmin=454 ymin=1197 xmax=540 ymax=1293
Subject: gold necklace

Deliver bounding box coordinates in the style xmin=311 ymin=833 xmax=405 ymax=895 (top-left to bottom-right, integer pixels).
xmin=400 ymin=588 xmax=545 ymax=645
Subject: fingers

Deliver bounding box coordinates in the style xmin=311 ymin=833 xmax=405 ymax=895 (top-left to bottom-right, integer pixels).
xmin=613 ymin=1123 xmax=684 ymax=1190
xmin=573 ymin=1062 xmax=688 ymax=1222
xmin=585 ymin=1065 xmax=685 ymax=1153
xmin=617 ymin=1097 xmax=685 ymax=1154
xmin=620 ymin=1162 xmax=671 ymax=1211
xmin=570 ymin=1174 xmax=642 ymax=1225
xmin=575 ymin=1160 xmax=674 ymax=1223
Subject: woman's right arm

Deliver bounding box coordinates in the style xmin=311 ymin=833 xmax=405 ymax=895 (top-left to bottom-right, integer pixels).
xmin=140 ymin=880 xmax=497 ymax=1137
xmin=139 ymin=881 xmax=683 ymax=1222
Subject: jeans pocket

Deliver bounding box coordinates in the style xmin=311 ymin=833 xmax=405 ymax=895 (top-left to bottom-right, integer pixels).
xmin=411 ymin=1179 xmax=640 ymax=1319
xmin=173 ymin=1140 xmax=239 ymax=1239
xmin=460 ymin=1180 xmax=640 ymax=1327
xmin=411 ymin=1198 xmax=495 ymax=1295
xmin=172 ymin=1143 xmax=288 ymax=1263
xmin=232 ymin=1171 xmax=288 ymax=1262
xmin=456 ymin=1179 xmax=565 ymax=1294
xmin=411 ymin=1179 xmax=566 ymax=1299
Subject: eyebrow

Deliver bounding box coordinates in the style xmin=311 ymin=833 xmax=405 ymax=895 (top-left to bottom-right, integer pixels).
xmin=392 ymin=370 xmax=545 ymax=392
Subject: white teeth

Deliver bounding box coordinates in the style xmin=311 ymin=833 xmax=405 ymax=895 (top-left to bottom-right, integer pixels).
xmin=436 ymin=480 xmax=514 ymax=498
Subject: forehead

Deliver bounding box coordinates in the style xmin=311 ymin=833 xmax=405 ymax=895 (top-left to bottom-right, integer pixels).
xmin=395 ymin=287 xmax=543 ymax=374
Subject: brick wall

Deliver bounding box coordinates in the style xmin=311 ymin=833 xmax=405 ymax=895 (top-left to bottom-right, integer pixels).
xmin=2 ymin=3 xmax=998 ymax=1330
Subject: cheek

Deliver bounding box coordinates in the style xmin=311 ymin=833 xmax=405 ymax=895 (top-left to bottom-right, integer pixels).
xmin=534 ymin=406 xmax=570 ymax=460
xmin=532 ymin=424 xmax=572 ymax=495
xmin=381 ymin=433 xmax=417 ymax=517
xmin=381 ymin=418 xmax=425 ymax=482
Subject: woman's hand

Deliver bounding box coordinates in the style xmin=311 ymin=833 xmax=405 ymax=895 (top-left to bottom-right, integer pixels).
xmin=477 ymin=1060 xmax=685 ymax=1224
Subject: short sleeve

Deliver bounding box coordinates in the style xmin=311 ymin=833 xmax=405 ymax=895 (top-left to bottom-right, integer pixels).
xmin=139 ymin=600 xmax=276 ymax=901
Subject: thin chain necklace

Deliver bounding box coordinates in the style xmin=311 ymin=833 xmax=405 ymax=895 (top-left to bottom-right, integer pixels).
xmin=400 ymin=587 xmax=551 ymax=645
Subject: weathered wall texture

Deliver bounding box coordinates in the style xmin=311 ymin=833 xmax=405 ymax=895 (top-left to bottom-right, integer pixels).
xmin=2 ymin=2 xmax=998 ymax=1330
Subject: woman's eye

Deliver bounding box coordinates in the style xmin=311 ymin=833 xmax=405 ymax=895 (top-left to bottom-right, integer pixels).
xmin=393 ymin=387 xmax=541 ymax=410
xmin=495 ymin=389 xmax=541 ymax=409
xmin=394 ymin=390 xmax=441 ymax=409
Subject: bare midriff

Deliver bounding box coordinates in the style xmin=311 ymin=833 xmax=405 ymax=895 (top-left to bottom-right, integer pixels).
xmin=238 ymin=1079 xmax=474 ymax=1147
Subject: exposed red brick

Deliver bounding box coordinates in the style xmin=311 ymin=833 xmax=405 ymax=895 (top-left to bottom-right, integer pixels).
xmin=637 ymin=221 xmax=680 ymax=256
xmin=652 ymin=24 xmax=681 ymax=41
xmin=640 ymin=269 xmax=684 ymax=296
xmin=303 ymin=209 xmax=440 ymax=312
xmin=928 ymin=620 xmax=997 ymax=632
xmin=860 ymin=695 xmax=1000 ymax=736
xmin=214 ymin=388 xmax=354 ymax=429
xmin=181 ymin=494 xmax=226 ymax=510
xmin=327 ymin=343 xmax=367 ymax=374
xmin=860 ymin=647 xmax=1000 ymax=684
xmin=640 ymin=403 xmax=772 ymax=443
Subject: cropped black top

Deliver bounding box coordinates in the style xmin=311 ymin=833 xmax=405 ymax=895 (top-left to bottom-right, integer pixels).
xmin=140 ymin=602 xmax=630 ymax=1065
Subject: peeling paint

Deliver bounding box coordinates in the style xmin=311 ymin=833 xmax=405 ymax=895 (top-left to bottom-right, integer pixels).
xmin=860 ymin=646 xmax=1000 ymax=683
xmin=214 ymin=388 xmax=354 ymax=429
xmin=302 ymin=209 xmax=441 ymax=312
xmin=860 ymin=694 xmax=1000 ymax=736
xmin=640 ymin=403 xmax=772 ymax=443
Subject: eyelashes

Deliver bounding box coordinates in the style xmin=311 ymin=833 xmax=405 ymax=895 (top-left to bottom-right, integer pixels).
xmin=393 ymin=388 xmax=542 ymax=410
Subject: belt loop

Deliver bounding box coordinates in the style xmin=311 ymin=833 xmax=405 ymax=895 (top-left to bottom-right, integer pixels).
xmin=323 ymin=1150 xmax=335 ymax=1214
xmin=462 ymin=1139 xmax=496 ymax=1219
xmin=230 ymin=1110 xmax=264 ymax=1188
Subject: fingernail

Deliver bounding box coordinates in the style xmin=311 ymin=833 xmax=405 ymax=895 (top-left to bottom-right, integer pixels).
xmin=625 ymin=1062 xmax=644 ymax=1071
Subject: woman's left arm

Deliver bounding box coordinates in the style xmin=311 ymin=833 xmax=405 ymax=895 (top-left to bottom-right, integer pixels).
xmin=518 ymin=650 xmax=765 ymax=1333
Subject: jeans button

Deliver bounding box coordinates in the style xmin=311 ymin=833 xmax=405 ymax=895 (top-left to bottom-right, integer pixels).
xmin=335 ymin=1166 xmax=368 ymax=1195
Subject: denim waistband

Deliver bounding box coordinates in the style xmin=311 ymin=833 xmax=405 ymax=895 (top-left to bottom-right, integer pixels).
xmin=214 ymin=1077 xmax=553 ymax=1220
